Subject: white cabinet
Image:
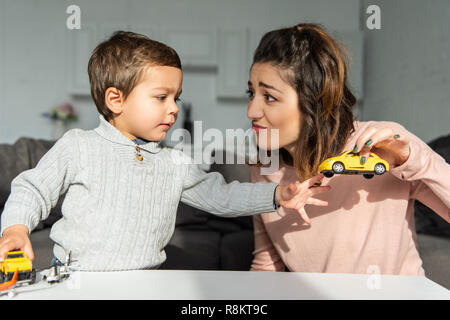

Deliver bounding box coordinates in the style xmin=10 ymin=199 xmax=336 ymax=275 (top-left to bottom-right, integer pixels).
xmin=246 ymin=27 xmax=269 ymax=71
xmin=66 ymin=25 xmax=364 ymax=102
xmin=66 ymin=23 xmax=99 ymax=95
xmin=162 ymin=28 xmax=217 ymax=68
xmin=128 ymin=25 xmax=161 ymax=42
xmin=97 ymin=24 xmax=129 ymax=41
xmin=216 ymin=28 xmax=249 ymax=99
xmin=66 ymin=24 xmax=214 ymax=95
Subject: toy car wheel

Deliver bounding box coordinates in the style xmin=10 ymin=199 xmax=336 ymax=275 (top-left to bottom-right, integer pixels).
xmin=0 ymin=272 xmax=4 ymax=283
xmin=323 ymin=171 xmax=334 ymax=178
xmin=332 ymin=162 xmax=345 ymax=174
xmin=374 ymin=163 xmax=386 ymax=175
xmin=363 ymin=174 xmax=374 ymax=179
xmin=30 ymin=269 xmax=36 ymax=284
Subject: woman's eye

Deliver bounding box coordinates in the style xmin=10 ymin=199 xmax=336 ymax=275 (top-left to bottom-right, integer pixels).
xmin=264 ymin=94 xmax=277 ymax=102
xmin=246 ymin=89 xmax=254 ymax=99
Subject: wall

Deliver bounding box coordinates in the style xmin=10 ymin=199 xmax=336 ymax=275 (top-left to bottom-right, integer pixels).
xmin=362 ymin=0 xmax=450 ymax=143
xmin=0 ymin=0 xmax=361 ymax=144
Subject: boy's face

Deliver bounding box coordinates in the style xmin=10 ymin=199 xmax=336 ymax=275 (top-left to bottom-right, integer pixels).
xmin=110 ymin=65 xmax=183 ymax=142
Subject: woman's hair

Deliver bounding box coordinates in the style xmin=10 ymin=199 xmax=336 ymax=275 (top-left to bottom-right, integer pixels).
xmin=88 ymin=31 xmax=182 ymax=120
xmin=250 ymin=23 xmax=356 ymax=181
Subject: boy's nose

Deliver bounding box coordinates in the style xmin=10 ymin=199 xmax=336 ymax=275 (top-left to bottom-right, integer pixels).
xmin=170 ymin=101 xmax=179 ymax=114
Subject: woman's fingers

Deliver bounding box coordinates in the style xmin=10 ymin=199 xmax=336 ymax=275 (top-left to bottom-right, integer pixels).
xmin=365 ymin=127 xmax=394 ymax=148
xmin=353 ymin=126 xmax=378 ymax=154
xmin=358 ymin=128 xmax=394 ymax=163
xmin=353 ymin=126 xmax=410 ymax=166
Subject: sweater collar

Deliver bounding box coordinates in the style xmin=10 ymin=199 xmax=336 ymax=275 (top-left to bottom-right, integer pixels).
xmin=94 ymin=115 xmax=163 ymax=154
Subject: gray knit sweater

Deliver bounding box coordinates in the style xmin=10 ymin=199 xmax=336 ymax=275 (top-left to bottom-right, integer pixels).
xmin=0 ymin=115 xmax=278 ymax=271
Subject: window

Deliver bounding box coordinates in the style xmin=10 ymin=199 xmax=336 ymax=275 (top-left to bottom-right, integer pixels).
xmin=6 ymin=253 xmax=24 ymax=259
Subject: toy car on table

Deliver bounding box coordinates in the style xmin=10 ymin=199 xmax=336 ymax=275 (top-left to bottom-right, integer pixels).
xmin=318 ymin=149 xmax=390 ymax=179
xmin=0 ymin=250 xmax=36 ymax=285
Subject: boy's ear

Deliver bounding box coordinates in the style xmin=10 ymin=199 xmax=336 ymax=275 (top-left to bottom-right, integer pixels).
xmin=104 ymin=87 xmax=124 ymax=115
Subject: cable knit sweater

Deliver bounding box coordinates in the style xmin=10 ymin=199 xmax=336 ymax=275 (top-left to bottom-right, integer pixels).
xmin=0 ymin=115 xmax=278 ymax=271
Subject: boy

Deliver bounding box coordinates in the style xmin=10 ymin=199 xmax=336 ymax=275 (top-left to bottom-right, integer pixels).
xmin=0 ymin=31 xmax=328 ymax=271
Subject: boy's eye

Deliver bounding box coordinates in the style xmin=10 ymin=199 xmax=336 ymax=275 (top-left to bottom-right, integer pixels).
xmin=156 ymin=95 xmax=167 ymax=101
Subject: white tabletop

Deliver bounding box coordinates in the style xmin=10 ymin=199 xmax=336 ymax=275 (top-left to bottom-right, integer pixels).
xmin=2 ymin=269 xmax=449 ymax=300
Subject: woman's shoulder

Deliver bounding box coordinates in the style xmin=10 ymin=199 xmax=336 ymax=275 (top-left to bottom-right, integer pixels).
xmin=353 ymin=119 xmax=408 ymax=133
xmin=351 ymin=119 xmax=418 ymax=143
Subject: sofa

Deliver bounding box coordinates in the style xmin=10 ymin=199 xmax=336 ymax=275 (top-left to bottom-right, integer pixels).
xmin=0 ymin=135 xmax=449 ymax=290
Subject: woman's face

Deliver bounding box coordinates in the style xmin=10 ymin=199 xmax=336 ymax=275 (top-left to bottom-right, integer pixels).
xmin=247 ymin=63 xmax=301 ymax=152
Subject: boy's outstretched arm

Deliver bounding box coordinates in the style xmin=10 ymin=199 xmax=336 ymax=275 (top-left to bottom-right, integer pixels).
xmin=180 ymin=161 xmax=278 ymax=217
xmin=180 ymin=158 xmax=330 ymax=218
xmin=0 ymin=130 xmax=78 ymax=260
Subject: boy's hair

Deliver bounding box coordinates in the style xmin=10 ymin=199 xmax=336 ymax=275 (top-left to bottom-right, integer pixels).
xmin=88 ymin=31 xmax=182 ymax=120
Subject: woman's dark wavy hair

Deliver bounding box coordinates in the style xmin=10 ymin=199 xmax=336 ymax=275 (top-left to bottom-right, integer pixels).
xmin=250 ymin=23 xmax=357 ymax=181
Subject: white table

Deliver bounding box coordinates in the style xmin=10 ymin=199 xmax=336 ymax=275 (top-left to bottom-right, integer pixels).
xmin=2 ymin=269 xmax=449 ymax=300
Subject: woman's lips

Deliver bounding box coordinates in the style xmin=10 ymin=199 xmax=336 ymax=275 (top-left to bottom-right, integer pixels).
xmin=252 ymin=123 xmax=267 ymax=132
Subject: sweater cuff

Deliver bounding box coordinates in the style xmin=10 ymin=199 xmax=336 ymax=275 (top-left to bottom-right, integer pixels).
xmin=250 ymin=182 xmax=279 ymax=214
xmin=389 ymin=140 xmax=430 ymax=181
xmin=1 ymin=209 xmax=36 ymax=236
xmin=273 ymin=185 xmax=279 ymax=210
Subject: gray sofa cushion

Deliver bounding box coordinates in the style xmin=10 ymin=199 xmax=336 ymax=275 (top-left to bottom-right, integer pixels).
xmin=161 ymin=228 xmax=221 ymax=269
xmin=414 ymin=133 xmax=450 ymax=238
xmin=0 ymin=137 xmax=62 ymax=231
xmin=0 ymin=137 xmax=55 ymax=206
xmin=220 ymin=230 xmax=254 ymax=270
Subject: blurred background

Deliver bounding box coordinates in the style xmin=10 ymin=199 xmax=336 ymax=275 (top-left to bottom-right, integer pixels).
xmin=0 ymin=0 xmax=448 ymax=145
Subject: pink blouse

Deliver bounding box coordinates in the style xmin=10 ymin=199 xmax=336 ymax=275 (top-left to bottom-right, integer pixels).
xmin=250 ymin=120 xmax=450 ymax=276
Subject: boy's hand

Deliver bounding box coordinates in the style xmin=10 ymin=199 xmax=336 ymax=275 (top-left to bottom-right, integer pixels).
xmin=275 ymin=174 xmax=331 ymax=225
xmin=0 ymin=225 xmax=34 ymax=261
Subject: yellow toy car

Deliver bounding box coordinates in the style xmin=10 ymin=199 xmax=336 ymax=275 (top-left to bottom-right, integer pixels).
xmin=0 ymin=250 xmax=36 ymax=284
xmin=318 ymin=149 xmax=389 ymax=179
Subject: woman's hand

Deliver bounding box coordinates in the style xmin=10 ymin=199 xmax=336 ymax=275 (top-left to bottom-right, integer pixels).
xmin=352 ymin=126 xmax=411 ymax=167
xmin=275 ymin=174 xmax=331 ymax=224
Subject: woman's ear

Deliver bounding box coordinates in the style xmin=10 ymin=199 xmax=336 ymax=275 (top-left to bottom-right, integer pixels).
xmin=104 ymin=87 xmax=124 ymax=115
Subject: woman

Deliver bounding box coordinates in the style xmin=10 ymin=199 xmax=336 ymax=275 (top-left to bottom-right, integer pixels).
xmin=247 ymin=23 xmax=450 ymax=275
